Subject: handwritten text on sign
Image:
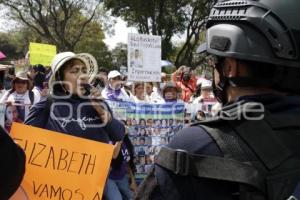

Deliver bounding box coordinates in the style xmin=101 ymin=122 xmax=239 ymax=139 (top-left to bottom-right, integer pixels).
xmin=127 ymin=33 xmax=161 ymax=82
xmin=10 ymin=123 xmax=114 ymax=200
xmin=29 ymin=42 xmax=57 ymax=66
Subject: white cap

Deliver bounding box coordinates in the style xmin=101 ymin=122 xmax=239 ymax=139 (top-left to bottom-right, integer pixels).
xmin=125 ymin=81 xmax=133 ymax=86
xmin=201 ymin=79 xmax=212 ymax=89
xmin=108 ymin=70 xmax=122 ymax=79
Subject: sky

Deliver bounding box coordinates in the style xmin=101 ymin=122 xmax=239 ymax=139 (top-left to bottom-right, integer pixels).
xmin=103 ymin=18 xmax=138 ymax=50
xmin=0 ymin=8 xmax=13 ymax=32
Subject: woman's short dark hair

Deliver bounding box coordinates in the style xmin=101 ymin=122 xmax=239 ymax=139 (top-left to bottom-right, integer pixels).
xmin=53 ymin=59 xmax=84 ymax=94
xmin=134 ymin=82 xmax=144 ymax=89
xmin=99 ymin=67 xmax=109 ymax=75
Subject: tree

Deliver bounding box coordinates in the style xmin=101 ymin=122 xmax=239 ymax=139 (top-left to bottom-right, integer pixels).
xmin=174 ymin=0 xmax=215 ymax=67
xmin=75 ymin=20 xmax=113 ymax=70
xmin=0 ymin=32 xmax=19 ymax=60
xmin=103 ymin=0 xmax=217 ymax=67
xmin=1 ymin=0 xmax=113 ymax=69
xmin=0 ymin=29 xmax=37 ymax=60
xmin=1 ymin=0 xmax=101 ymax=51
xmin=103 ymin=0 xmax=189 ymax=59
xmin=111 ymin=42 xmax=127 ymax=68
xmin=0 ymin=19 xmax=112 ymax=70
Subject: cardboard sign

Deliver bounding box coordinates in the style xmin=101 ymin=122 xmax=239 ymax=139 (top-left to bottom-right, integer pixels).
xmin=10 ymin=123 xmax=114 ymax=200
xmin=29 ymin=43 xmax=57 ymax=66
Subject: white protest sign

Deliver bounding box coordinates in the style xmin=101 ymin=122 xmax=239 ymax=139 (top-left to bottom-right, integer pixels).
xmin=127 ymin=33 xmax=161 ymax=82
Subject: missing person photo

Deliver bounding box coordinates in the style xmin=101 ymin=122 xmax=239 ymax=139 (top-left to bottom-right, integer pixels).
xmin=130 ymin=49 xmax=143 ymax=68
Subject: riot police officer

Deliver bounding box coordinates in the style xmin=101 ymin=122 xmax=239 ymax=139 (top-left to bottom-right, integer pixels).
xmin=136 ymin=0 xmax=300 ymax=199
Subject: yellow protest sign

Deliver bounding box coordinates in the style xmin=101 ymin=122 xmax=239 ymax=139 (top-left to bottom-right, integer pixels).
xmin=10 ymin=123 xmax=114 ymax=200
xmin=29 ymin=42 xmax=57 ymax=66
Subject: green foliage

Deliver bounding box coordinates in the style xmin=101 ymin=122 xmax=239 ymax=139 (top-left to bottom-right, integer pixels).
xmin=103 ymin=0 xmax=189 ymax=59
xmin=74 ymin=20 xmax=113 ymax=70
xmin=0 ymin=1 xmax=113 ymax=69
xmin=0 ymin=32 xmax=19 ymax=60
xmin=171 ymin=30 xmax=207 ymax=67
xmin=1 ymin=0 xmax=101 ymax=51
xmin=103 ymin=0 xmax=218 ymax=67
xmin=111 ymin=42 xmax=127 ymax=68
xmin=0 ymin=28 xmax=40 ymax=60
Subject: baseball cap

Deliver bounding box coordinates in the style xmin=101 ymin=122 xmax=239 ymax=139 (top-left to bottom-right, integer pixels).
xmin=108 ymin=70 xmax=122 ymax=80
xmin=201 ymin=79 xmax=212 ymax=90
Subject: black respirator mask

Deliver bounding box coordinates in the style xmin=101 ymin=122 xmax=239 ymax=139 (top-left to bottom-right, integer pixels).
xmin=211 ymin=56 xmax=229 ymax=105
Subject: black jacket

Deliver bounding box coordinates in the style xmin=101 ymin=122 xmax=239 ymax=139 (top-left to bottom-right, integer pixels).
xmin=136 ymin=94 xmax=300 ymax=200
xmin=0 ymin=126 xmax=26 ymax=199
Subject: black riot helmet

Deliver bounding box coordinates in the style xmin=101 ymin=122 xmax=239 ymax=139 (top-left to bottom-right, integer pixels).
xmin=205 ymin=0 xmax=300 ymax=68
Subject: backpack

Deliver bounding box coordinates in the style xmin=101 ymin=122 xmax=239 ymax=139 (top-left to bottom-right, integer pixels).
xmin=155 ymin=100 xmax=300 ymax=200
xmin=29 ymin=90 xmax=34 ymax=104
xmin=5 ymin=89 xmax=35 ymax=105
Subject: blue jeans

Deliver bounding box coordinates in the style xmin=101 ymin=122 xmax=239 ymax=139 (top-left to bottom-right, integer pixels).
xmin=104 ymin=176 xmax=132 ymax=200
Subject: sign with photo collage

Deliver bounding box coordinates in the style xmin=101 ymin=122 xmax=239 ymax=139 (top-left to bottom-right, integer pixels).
xmin=185 ymin=97 xmax=218 ymax=123
xmin=106 ymin=100 xmax=185 ymax=179
xmin=0 ymin=103 xmax=31 ymax=133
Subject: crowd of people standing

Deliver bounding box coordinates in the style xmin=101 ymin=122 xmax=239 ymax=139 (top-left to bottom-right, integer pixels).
xmin=0 ymin=51 xmax=218 ymax=200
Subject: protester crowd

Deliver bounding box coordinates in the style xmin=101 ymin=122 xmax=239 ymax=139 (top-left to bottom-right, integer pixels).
xmin=0 ymin=61 xmax=218 ymax=130
xmin=0 ymin=52 xmax=218 ymax=200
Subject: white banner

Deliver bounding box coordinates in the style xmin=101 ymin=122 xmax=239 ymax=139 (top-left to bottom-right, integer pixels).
xmin=127 ymin=33 xmax=161 ymax=82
